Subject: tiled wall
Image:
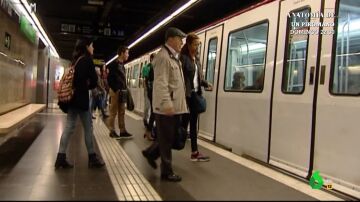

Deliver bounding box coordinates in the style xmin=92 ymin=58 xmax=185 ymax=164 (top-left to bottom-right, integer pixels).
xmin=47 ymin=57 xmax=70 ymax=108
xmin=36 ymin=48 xmax=49 ymax=104
xmin=0 ymin=9 xmax=39 ymax=114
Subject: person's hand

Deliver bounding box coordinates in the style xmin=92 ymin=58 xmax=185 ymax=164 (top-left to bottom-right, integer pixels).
xmin=206 ymin=83 xmax=213 ymax=91
xmin=163 ymin=107 xmax=175 ymax=116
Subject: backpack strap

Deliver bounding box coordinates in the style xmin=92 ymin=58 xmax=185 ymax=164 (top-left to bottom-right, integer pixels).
xmin=71 ymin=55 xmax=85 ymax=69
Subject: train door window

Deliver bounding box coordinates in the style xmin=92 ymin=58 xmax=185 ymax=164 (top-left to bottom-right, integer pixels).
xmin=139 ymin=62 xmax=144 ymax=88
xmin=205 ymin=38 xmax=218 ymax=87
xmin=126 ymin=68 xmax=128 ymax=85
xmin=331 ymin=0 xmax=360 ymax=95
xmin=282 ymin=8 xmax=310 ymax=94
xmin=128 ymin=67 xmax=132 ymax=86
xmin=197 ymin=42 xmax=203 ymax=69
xmin=131 ymin=64 xmax=139 ymax=88
xmin=225 ymin=21 xmax=268 ymax=92
xmin=129 ymin=66 xmax=133 ymax=87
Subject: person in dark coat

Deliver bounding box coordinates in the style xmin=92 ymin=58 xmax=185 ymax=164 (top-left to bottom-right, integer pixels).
xmin=106 ymin=46 xmax=132 ymax=139
xmin=55 ymin=37 xmax=105 ymax=169
xmin=180 ymin=33 xmax=212 ymax=162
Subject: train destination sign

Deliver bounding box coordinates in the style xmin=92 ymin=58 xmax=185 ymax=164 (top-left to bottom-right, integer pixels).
xmin=289 ymin=11 xmax=336 ymax=36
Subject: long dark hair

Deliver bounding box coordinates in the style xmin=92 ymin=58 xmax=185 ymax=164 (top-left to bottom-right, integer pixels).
xmin=180 ymin=32 xmax=199 ymax=59
xmin=72 ymin=37 xmax=93 ymax=64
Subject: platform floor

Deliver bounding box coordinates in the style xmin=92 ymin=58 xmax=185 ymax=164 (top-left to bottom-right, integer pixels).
xmin=0 ymin=109 xmax=343 ymax=200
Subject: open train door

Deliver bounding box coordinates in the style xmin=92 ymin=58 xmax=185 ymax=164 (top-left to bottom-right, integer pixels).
xmin=270 ymin=0 xmax=322 ymax=177
xmin=198 ymin=25 xmax=223 ymax=141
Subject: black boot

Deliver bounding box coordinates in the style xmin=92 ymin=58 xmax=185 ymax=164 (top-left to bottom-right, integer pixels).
xmin=88 ymin=153 xmax=105 ymax=168
xmin=55 ymin=153 xmax=73 ymax=169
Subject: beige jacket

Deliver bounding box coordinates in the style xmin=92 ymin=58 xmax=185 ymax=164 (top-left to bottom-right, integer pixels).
xmin=152 ymin=46 xmax=188 ymax=115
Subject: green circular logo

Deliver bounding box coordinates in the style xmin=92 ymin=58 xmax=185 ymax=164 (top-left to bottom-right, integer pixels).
xmin=309 ymin=170 xmax=324 ymax=189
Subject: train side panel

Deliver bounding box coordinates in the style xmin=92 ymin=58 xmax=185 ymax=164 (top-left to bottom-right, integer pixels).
xmin=215 ymin=1 xmax=279 ymax=162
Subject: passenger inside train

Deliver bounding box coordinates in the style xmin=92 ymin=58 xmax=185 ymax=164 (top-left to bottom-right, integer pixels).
xmin=231 ymin=71 xmax=246 ymax=90
xmin=243 ymin=72 xmax=265 ymax=90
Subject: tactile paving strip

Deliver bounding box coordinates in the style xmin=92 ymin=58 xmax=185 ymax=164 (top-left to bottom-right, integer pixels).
xmin=93 ymin=118 xmax=161 ymax=201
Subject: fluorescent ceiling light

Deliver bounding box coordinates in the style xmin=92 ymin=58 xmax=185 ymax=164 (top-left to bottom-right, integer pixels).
xmin=106 ymin=55 xmax=118 ymax=66
xmin=105 ymin=0 xmax=199 ymax=65
xmin=128 ymin=0 xmax=198 ymax=49
xmin=20 ymin=0 xmax=60 ymax=58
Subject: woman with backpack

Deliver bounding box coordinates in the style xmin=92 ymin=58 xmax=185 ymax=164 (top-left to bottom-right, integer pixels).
xmin=55 ymin=37 xmax=105 ymax=169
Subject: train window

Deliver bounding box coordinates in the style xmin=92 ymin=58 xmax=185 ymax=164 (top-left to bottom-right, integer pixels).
xmin=125 ymin=68 xmax=128 ymax=82
xmin=198 ymin=42 xmax=202 ymax=64
xmin=139 ymin=62 xmax=143 ymax=78
xmin=331 ymin=0 xmax=360 ymax=95
xmin=225 ymin=22 xmax=268 ymax=92
xmin=205 ymin=38 xmax=217 ymax=87
xmin=128 ymin=67 xmax=132 ymax=86
xmin=282 ymin=8 xmax=310 ymax=94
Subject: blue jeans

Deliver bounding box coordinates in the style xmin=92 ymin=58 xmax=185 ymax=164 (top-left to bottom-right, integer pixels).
xmin=102 ymin=91 xmax=108 ymax=108
xmin=58 ymin=107 xmax=95 ymax=154
xmin=92 ymin=94 xmax=106 ymax=116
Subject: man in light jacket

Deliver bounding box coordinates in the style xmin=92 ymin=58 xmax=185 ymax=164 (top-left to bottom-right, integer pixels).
xmin=142 ymin=27 xmax=188 ymax=182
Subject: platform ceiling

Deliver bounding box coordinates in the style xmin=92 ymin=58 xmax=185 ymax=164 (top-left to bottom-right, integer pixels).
xmin=29 ymin=0 xmax=262 ymax=61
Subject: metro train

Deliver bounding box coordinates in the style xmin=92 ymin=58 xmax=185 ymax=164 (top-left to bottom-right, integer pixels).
xmin=124 ymin=0 xmax=360 ymax=196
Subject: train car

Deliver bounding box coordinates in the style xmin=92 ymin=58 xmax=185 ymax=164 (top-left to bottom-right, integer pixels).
xmin=125 ymin=49 xmax=160 ymax=114
xmin=125 ymin=0 xmax=360 ymax=196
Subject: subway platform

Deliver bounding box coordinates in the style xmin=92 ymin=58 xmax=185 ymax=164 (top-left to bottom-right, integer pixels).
xmin=0 ymin=109 xmax=345 ymax=200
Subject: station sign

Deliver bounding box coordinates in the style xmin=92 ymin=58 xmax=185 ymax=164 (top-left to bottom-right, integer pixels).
xmin=93 ymin=59 xmax=105 ymax=66
xmin=61 ymin=23 xmax=124 ymax=38
xmin=20 ymin=15 xmax=37 ymax=44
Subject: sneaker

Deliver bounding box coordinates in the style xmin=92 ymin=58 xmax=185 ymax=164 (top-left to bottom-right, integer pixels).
xmin=119 ymin=131 xmax=133 ymax=139
xmin=191 ymin=151 xmax=210 ymax=162
xmin=109 ymin=131 xmax=121 ymax=139
xmin=161 ymin=173 xmax=182 ymax=182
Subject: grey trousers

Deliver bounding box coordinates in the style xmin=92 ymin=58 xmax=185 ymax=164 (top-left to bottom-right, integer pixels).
xmin=144 ymin=114 xmax=181 ymax=176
